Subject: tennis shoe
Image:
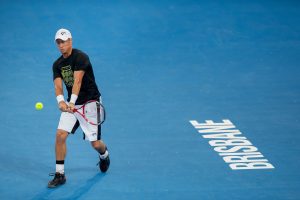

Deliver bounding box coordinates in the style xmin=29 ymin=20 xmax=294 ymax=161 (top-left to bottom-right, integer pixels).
xmin=98 ymin=154 xmax=110 ymax=173
xmin=48 ymin=172 xmax=66 ymax=188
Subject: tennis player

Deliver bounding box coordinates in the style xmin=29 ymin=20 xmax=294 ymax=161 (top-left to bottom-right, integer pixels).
xmin=48 ymin=28 xmax=110 ymax=188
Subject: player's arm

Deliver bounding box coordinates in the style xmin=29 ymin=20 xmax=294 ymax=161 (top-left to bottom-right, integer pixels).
xmin=68 ymin=70 xmax=85 ymax=112
xmin=54 ymin=77 xmax=68 ymax=112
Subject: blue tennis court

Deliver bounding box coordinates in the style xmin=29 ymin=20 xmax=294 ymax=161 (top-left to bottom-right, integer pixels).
xmin=1 ymin=0 xmax=300 ymax=199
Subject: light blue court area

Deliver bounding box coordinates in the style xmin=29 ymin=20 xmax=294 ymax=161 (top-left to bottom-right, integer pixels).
xmin=1 ymin=0 xmax=300 ymax=199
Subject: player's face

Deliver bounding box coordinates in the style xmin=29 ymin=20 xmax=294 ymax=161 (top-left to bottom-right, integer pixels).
xmin=56 ymin=39 xmax=72 ymax=56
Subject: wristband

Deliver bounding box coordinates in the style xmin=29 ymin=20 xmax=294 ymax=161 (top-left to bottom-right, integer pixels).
xmin=56 ymin=95 xmax=65 ymax=104
xmin=70 ymin=94 xmax=78 ymax=104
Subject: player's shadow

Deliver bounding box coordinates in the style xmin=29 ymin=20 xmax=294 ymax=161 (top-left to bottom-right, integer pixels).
xmin=31 ymin=186 xmax=56 ymax=200
xmin=62 ymin=173 xmax=106 ymax=200
xmin=31 ymin=173 xmax=106 ymax=200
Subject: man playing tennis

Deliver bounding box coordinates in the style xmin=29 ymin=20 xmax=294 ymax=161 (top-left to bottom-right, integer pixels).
xmin=48 ymin=28 xmax=110 ymax=188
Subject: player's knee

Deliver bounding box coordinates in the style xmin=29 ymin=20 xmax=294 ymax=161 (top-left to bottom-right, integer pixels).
xmin=56 ymin=129 xmax=68 ymax=143
xmin=91 ymin=140 xmax=103 ymax=150
xmin=91 ymin=141 xmax=99 ymax=149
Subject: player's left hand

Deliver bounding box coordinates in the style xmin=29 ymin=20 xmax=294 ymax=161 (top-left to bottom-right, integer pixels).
xmin=67 ymin=103 xmax=75 ymax=113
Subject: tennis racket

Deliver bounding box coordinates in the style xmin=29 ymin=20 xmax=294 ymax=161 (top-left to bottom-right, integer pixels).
xmin=73 ymin=100 xmax=106 ymax=125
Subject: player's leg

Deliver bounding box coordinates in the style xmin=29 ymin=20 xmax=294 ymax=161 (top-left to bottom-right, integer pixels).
xmin=55 ymin=129 xmax=68 ymax=173
xmin=75 ymin=103 xmax=110 ymax=172
xmin=48 ymin=129 xmax=68 ymax=188
xmin=76 ymin=115 xmax=110 ymax=172
xmin=91 ymin=140 xmax=110 ymax=172
xmin=75 ymin=100 xmax=110 ymax=172
xmin=48 ymin=112 xmax=78 ymax=188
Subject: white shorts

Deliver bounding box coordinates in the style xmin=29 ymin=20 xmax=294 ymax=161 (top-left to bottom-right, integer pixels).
xmin=57 ymin=101 xmax=101 ymax=141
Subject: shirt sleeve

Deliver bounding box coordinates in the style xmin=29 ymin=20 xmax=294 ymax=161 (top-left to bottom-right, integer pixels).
xmin=52 ymin=62 xmax=62 ymax=80
xmin=74 ymin=52 xmax=90 ymax=71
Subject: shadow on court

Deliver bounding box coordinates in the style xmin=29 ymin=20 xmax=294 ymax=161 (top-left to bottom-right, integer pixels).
xmin=31 ymin=173 xmax=106 ymax=200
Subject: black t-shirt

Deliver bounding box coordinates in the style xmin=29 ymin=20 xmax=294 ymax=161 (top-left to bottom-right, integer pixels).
xmin=52 ymin=48 xmax=101 ymax=105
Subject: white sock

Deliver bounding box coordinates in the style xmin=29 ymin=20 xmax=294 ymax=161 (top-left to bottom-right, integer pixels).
xmin=99 ymin=150 xmax=109 ymax=159
xmin=56 ymin=164 xmax=64 ymax=174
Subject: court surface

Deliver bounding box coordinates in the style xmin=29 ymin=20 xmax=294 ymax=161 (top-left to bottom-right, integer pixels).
xmin=0 ymin=0 xmax=300 ymax=199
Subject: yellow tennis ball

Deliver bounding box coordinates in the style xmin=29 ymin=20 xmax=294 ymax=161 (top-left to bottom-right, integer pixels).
xmin=35 ymin=102 xmax=43 ymax=110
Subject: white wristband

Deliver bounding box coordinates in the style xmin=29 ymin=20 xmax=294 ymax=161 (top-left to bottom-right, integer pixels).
xmin=56 ymin=95 xmax=65 ymax=104
xmin=70 ymin=94 xmax=78 ymax=104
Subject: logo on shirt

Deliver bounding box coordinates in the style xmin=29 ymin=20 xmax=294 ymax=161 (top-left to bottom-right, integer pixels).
xmin=61 ymin=65 xmax=74 ymax=87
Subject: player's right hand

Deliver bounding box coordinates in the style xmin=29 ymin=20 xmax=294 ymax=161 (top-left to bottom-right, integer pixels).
xmin=58 ymin=101 xmax=68 ymax=112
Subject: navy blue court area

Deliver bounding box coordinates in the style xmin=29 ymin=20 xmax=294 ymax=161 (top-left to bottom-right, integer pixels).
xmin=1 ymin=0 xmax=300 ymax=199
